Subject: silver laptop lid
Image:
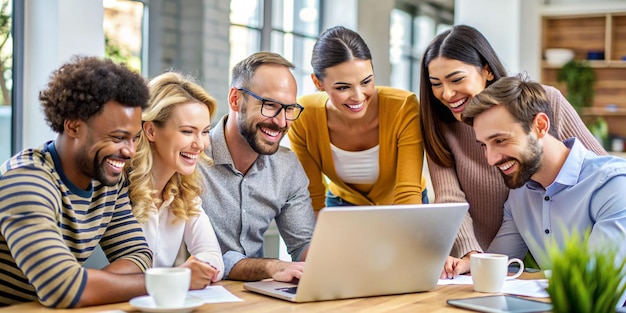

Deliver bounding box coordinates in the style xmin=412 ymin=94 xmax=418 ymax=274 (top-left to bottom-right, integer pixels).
xmin=293 ymin=202 xmax=469 ymax=302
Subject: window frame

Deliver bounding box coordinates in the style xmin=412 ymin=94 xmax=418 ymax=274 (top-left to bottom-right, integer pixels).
xmin=229 ymin=0 xmax=324 ymax=96
xmin=11 ymin=0 xmax=23 ymax=155
xmin=390 ymin=1 xmax=453 ymax=93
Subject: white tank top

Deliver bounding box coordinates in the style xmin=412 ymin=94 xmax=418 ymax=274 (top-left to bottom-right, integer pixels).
xmin=330 ymin=144 xmax=380 ymax=184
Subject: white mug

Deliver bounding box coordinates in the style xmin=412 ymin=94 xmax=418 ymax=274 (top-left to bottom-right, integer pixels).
xmin=470 ymin=253 xmax=524 ymax=293
xmin=145 ymin=267 xmax=191 ymax=307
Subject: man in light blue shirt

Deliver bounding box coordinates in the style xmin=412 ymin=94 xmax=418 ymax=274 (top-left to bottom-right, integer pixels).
xmin=484 ymin=137 xmax=626 ymax=266
xmin=457 ymin=75 xmax=626 ymax=275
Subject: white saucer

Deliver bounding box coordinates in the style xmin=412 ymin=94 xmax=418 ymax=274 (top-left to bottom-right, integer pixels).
xmin=129 ymin=295 xmax=204 ymax=313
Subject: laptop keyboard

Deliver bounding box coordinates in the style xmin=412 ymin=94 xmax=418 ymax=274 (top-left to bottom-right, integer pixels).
xmin=276 ymin=287 xmax=298 ymax=294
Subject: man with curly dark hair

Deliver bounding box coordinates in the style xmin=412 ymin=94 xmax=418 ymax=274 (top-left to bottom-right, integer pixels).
xmin=0 ymin=55 xmax=153 ymax=308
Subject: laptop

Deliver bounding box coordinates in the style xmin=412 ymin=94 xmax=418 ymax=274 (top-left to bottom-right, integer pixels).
xmin=243 ymin=202 xmax=469 ymax=302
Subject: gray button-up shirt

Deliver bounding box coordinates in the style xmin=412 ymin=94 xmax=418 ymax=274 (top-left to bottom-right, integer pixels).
xmin=198 ymin=115 xmax=316 ymax=278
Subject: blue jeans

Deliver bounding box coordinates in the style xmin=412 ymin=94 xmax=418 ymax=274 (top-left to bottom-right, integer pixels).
xmin=325 ymin=189 xmax=429 ymax=207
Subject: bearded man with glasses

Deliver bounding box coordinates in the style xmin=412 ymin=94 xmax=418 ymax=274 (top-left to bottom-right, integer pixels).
xmin=198 ymin=52 xmax=315 ymax=282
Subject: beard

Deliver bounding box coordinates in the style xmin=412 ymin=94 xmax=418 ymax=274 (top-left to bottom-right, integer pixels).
xmin=498 ymin=135 xmax=543 ymax=189
xmin=237 ymin=105 xmax=287 ymax=155
xmin=77 ymin=148 xmax=122 ymax=187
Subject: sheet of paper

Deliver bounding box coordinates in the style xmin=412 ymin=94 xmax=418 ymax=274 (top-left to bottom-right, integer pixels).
xmin=438 ymin=276 xmax=549 ymax=298
xmin=501 ymin=279 xmax=549 ymax=298
xmin=437 ymin=275 xmax=473 ymax=285
xmin=188 ymin=285 xmax=244 ymax=303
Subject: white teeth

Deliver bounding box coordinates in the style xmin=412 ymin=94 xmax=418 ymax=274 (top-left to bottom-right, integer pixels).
xmin=347 ymin=102 xmax=364 ymax=109
xmin=261 ymin=127 xmax=280 ymax=137
xmin=180 ymin=152 xmax=197 ymax=159
xmin=449 ymin=98 xmax=466 ymax=108
xmin=106 ymin=159 xmax=125 ymax=168
xmin=498 ymin=160 xmax=516 ymax=171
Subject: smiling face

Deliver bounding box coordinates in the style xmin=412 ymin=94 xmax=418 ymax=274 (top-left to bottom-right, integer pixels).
xmin=474 ymin=105 xmax=543 ymax=189
xmin=235 ymin=64 xmax=297 ymax=155
xmin=145 ymin=101 xmax=211 ymax=178
xmin=75 ymin=100 xmax=143 ymax=187
xmin=314 ymin=59 xmax=376 ymax=119
xmin=427 ymin=57 xmax=494 ymax=121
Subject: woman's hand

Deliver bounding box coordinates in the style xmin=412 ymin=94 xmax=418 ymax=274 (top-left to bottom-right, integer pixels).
xmin=440 ymin=254 xmax=473 ymax=279
xmin=180 ymin=255 xmax=221 ymax=289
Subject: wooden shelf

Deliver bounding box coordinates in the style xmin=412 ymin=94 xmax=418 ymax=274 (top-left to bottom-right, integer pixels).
xmin=542 ymin=60 xmax=626 ymax=69
xmin=541 ymin=10 xmax=626 ymax=138
xmin=607 ymin=61 xmax=626 ymax=67
xmin=609 ymin=151 xmax=626 ymax=158
xmin=582 ymin=106 xmax=626 ymax=116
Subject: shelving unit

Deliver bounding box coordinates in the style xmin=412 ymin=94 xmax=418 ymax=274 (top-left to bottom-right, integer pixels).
xmin=540 ymin=10 xmax=626 ymax=138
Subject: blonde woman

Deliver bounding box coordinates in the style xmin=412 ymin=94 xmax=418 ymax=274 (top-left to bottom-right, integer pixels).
xmin=128 ymin=71 xmax=224 ymax=288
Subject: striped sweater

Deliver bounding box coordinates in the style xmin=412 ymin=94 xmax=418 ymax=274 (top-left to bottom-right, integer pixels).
xmin=0 ymin=141 xmax=152 ymax=308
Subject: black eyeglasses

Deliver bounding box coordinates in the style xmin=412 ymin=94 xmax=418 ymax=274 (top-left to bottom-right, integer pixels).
xmin=237 ymin=87 xmax=304 ymax=121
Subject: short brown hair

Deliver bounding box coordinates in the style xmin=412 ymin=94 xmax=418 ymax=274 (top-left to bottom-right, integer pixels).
xmin=231 ymin=52 xmax=294 ymax=89
xmin=462 ymin=75 xmax=557 ymax=137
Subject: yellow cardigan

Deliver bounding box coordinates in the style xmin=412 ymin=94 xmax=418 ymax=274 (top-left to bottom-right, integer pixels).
xmin=288 ymin=86 xmax=426 ymax=211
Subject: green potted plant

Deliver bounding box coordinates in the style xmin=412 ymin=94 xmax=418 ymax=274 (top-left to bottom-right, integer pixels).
xmin=541 ymin=229 xmax=626 ymax=313
xmin=557 ymin=60 xmax=609 ymax=148
xmin=557 ymin=60 xmax=596 ymax=115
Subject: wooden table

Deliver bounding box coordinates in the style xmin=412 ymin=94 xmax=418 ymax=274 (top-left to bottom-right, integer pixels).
xmin=0 ymin=273 xmax=547 ymax=312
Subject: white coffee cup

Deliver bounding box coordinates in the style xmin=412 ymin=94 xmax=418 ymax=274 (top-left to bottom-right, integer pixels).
xmin=470 ymin=253 xmax=524 ymax=293
xmin=145 ymin=267 xmax=191 ymax=307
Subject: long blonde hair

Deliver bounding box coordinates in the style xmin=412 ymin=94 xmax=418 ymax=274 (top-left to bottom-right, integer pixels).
xmin=128 ymin=71 xmax=217 ymax=223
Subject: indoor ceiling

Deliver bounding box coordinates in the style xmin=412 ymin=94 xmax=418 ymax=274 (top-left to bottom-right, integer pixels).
xmin=397 ymin=0 xmax=455 ymax=12
xmin=426 ymin=0 xmax=454 ymax=11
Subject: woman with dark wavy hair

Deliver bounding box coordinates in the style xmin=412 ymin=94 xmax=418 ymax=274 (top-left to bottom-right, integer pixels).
xmin=419 ymin=25 xmax=606 ymax=277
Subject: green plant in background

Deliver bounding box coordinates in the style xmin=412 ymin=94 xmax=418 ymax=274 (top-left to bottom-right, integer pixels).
xmin=104 ymin=34 xmax=141 ymax=73
xmin=0 ymin=0 xmax=12 ymax=106
xmin=557 ymin=60 xmax=596 ymax=115
xmin=588 ymin=115 xmax=609 ymax=149
xmin=543 ymin=229 xmax=626 ymax=313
